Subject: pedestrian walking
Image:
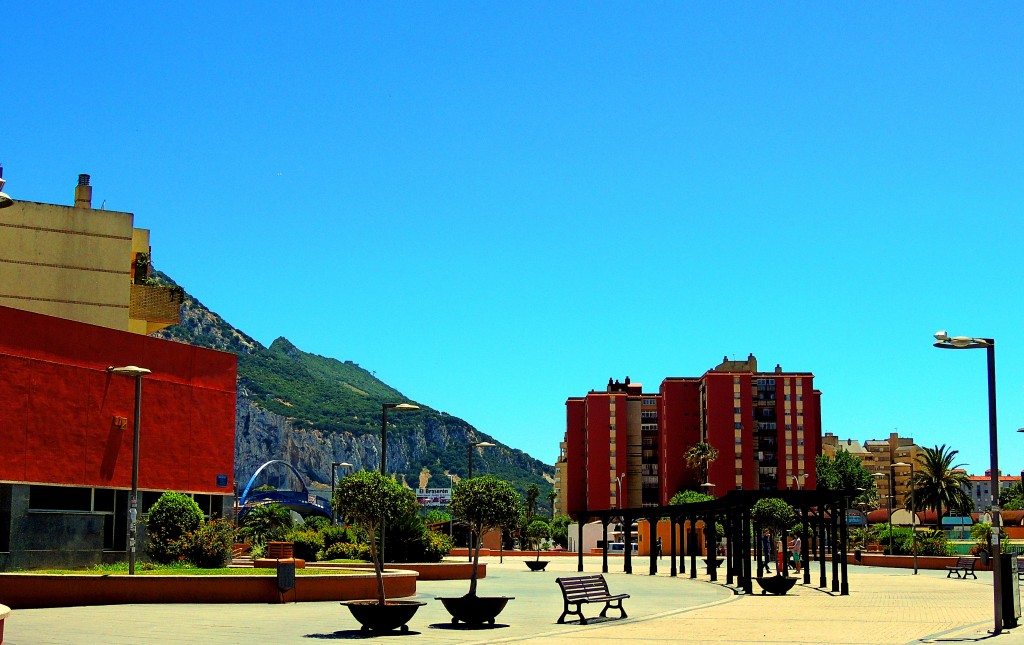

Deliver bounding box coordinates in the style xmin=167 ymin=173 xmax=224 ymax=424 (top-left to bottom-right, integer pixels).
xmin=656 ymin=537 xmax=663 ymax=558
xmin=761 ymin=530 xmax=773 ymax=573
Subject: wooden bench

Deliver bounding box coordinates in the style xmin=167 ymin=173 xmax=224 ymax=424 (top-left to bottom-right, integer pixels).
xmin=946 ymin=556 xmax=977 ymax=579
xmin=555 ymin=574 xmax=629 ymax=625
xmin=1017 ymin=558 xmax=1024 ymax=581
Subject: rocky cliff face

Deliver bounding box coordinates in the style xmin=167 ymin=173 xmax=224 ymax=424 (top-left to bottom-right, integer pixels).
xmin=154 ymin=270 xmax=555 ymax=503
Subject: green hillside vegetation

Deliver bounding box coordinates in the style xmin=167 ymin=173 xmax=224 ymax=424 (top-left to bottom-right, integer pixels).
xmin=151 ymin=271 xmax=555 ymax=509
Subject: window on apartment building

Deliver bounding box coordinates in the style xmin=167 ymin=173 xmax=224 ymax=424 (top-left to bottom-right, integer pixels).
xmin=642 ymin=398 xmax=656 ymax=405
xmin=734 ymin=407 xmax=741 ymax=414
xmin=786 ymin=424 xmax=792 ymax=431
xmin=734 ymin=423 xmax=742 ymax=429
xmin=784 ymin=395 xmax=790 ymax=401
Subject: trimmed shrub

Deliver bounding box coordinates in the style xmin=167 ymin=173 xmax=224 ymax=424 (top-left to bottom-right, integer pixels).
xmin=285 ymin=529 xmax=324 ymax=562
xmin=178 ymin=518 xmax=236 ymax=568
xmin=146 ymin=492 xmax=204 ymax=564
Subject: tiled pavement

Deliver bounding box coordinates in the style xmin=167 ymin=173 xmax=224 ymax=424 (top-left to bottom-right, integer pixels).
xmin=4 ymin=557 xmax=1023 ymax=644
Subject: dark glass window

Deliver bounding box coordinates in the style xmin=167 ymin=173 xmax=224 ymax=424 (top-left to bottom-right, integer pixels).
xmin=94 ymin=488 xmax=116 ymax=513
xmin=29 ymin=485 xmax=91 ymax=511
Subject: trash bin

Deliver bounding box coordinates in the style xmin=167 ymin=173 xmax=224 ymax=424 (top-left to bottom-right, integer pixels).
xmin=1001 ymin=554 xmax=1021 ymax=628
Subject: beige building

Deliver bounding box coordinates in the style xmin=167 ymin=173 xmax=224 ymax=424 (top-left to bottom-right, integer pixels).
xmin=0 ymin=174 xmax=180 ymax=334
xmin=824 ymin=432 xmax=920 ymax=510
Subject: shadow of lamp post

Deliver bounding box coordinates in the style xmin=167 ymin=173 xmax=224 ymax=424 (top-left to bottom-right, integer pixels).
xmin=107 ymin=365 xmax=151 ymax=576
xmin=933 ymin=330 xmax=1004 ymax=634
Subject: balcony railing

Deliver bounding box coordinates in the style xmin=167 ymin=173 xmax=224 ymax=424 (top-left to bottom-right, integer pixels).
xmin=129 ymin=283 xmax=183 ymax=324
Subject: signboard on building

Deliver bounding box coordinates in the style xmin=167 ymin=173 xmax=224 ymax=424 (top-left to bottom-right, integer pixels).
xmin=416 ymin=487 xmax=452 ymax=507
xmin=846 ymin=509 xmax=866 ymax=527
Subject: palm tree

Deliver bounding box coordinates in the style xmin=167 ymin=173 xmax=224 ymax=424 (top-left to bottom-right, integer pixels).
xmin=911 ymin=445 xmax=973 ymax=527
xmin=526 ymin=483 xmax=540 ymax=517
xmin=685 ymin=441 xmax=719 ymax=485
xmin=547 ymin=489 xmax=557 ymax=519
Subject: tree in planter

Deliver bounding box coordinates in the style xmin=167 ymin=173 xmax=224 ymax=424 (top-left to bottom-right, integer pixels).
xmin=913 ymin=445 xmax=973 ymax=526
xmin=450 ymin=475 xmax=523 ymax=597
xmin=524 ymin=519 xmax=551 ymax=562
xmin=333 ymin=470 xmax=415 ymax=605
xmin=670 ymin=490 xmax=713 ymax=505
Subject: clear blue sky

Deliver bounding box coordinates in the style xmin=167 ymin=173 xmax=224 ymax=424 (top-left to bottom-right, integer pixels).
xmin=6 ymin=3 xmax=1024 ymax=475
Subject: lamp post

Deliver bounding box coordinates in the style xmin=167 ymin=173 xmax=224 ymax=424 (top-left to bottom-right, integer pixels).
xmin=467 ymin=441 xmax=495 ymax=479
xmin=615 ymin=473 xmax=627 ymax=509
xmin=107 ymin=365 xmax=151 ymax=576
xmin=788 ymin=473 xmax=808 ymax=490
xmin=331 ymin=462 xmax=353 ymax=524
xmin=893 ymin=461 xmax=915 ymax=573
xmin=934 ymin=330 xmax=1003 ymax=633
xmin=379 ymin=402 xmax=419 ymax=565
xmin=700 ymin=482 xmax=717 ymax=497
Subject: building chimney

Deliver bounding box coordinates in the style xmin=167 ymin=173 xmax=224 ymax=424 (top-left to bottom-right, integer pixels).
xmin=74 ymin=174 xmax=92 ymax=209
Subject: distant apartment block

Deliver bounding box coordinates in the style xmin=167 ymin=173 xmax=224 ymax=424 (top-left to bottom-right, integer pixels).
xmin=560 ymin=354 xmax=823 ymax=514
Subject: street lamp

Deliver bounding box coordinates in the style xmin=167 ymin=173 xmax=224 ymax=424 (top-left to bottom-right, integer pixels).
xmin=107 ymin=365 xmax=151 ymax=576
xmin=615 ymin=473 xmax=627 ymax=509
xmin=700 ymin=482 xmax=717 ymax=496
xmin=934 ymin=330 xmax=1003 ymax=633
xmin=331 ymin=462 xmax=353 ymax=524
xmin=380 ymin=403 xmax=420 ymax=474
xmin=788 ymin=473 xmax=808 ymax=490
xmin=893 ymin=461 xmax=915 ymax=574
xmin=467 ymin=441 xmax=495 ymax=479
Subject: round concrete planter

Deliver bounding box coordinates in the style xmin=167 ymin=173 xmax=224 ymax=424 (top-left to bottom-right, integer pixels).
xmin=525 ymin=561 xmax=549 ymax=572
xmin=436 ymin=595 xmax=514 ymax=626
xmin=341 ymin=599 xmax=426 ymax=633
xmin=755 ymin=575 xmax=797 ymax=595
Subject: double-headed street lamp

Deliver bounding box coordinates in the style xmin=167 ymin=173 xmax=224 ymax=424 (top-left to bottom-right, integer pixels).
xmin=788 ymin=473 xmax=808 ymax=490
xmin=933 ymin=330 xmax=1004 ymax=633
xmin=107 ymin=365 xmax=151 ymax=576
xmin=331 ymin=462 xmax=353 ymax=524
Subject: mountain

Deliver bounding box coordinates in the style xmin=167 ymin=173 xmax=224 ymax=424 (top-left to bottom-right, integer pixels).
xmin=151 ymin=272 xmax=556 ymax=510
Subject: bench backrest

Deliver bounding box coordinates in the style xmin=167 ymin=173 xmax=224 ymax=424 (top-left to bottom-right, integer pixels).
xmin=957 ymin=557 xmax=975 ymax=566
xmin=557 ymin=575 xmax=611 ymax=602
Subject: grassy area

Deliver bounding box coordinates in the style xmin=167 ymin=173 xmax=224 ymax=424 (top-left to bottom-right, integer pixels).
xmin=18 ymin=563 xmax=367 ymax=576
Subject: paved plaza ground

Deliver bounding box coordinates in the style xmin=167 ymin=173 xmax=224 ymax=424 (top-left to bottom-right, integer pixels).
xmin=5 ymin=556 xmax=1024 ymax=644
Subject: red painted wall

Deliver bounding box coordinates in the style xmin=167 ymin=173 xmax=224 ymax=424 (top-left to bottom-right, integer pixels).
xmin=0 ymin=305 xmax=236 ymax=494
xmin=702 ymin=373 xmax=736 ymax=494
xmin=584 ymin=394 xmax=612 ymax=511
xmin=659 ymin=378 xmax=700 ymax=503
xmin=564 ymin=398 xmax=588 ymax=515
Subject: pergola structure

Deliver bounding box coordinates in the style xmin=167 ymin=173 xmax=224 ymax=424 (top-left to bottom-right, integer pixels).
xmin=570 ymin=488 xmax=857 ymax=595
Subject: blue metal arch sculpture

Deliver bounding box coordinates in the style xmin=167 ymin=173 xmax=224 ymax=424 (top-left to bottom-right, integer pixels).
xmin=239 ymin=459 xmax=309 ymax=507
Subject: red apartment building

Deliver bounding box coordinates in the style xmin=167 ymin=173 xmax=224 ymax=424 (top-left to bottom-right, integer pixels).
xmin=558 ymin=354 xmax=822 ymax=515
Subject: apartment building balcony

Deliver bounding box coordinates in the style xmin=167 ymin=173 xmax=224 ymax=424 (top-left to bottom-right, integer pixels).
xmin=129 ymin=283 xmax=183 ymax=328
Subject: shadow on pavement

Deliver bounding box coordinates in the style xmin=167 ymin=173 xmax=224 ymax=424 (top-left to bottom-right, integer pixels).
xmin=304 ymin=630 xmax=422 ymax=639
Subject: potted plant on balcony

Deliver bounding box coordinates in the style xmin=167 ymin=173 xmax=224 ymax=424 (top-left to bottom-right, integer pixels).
xmin=334 ymin=470 xmax=425 ymax=633
xmin=751 ymin=497 xmax=798 ymax=595
xmin=437 ymin=475 xmax=523 ymax=625
xmin=524 ymin=519 xmax=551 ymax=571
